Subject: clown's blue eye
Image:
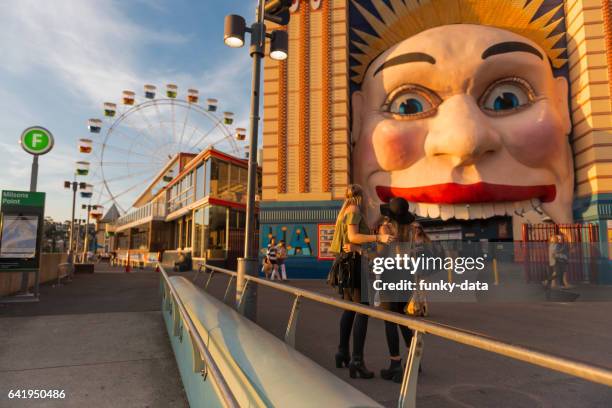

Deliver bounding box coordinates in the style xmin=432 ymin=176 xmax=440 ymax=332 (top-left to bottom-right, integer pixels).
xmin=399 ymin=99 xmax=423 ymax=114
xmin=482 ymin=79 xmax=533 ymax=114
xmin=387 ymin=88 xmax=435 ymax=117
xmin=493 ymin=93 xmax=519 ymax=110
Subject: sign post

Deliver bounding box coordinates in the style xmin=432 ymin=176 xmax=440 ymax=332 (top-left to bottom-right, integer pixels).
xmin=0 ymin=190 xmax=46 ymax=302
xmin=20 ymin=126 xmax=54 ymax=193
xmin=8 ymin=126 xmax=54 ymax=297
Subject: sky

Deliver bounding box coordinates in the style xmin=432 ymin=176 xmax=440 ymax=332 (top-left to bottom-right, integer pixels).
xmin=0 ymin=0 xmax=258 ymax=222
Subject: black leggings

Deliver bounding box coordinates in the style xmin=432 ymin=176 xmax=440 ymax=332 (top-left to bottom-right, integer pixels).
xmin=338 ymin=288 xmax=368 ymax=359
xmin=383 ymin=302 xmax=413 ymax=357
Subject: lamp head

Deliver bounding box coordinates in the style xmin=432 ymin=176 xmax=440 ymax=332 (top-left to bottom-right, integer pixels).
xmin=270 ymin=30 xmax=288 ymax=61
xmin=224 ymin=14 xmax=246 ymax=48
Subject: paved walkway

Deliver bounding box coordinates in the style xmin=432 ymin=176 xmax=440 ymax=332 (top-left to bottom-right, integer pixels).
xmin=1 ymin=264 xmax=611 ymax=407
xmin=0 ymin=266 xmax=187 ymax=408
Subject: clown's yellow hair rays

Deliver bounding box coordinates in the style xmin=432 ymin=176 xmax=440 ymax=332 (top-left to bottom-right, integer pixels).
xmin=350 ymin=0 xmax=566 ymax=83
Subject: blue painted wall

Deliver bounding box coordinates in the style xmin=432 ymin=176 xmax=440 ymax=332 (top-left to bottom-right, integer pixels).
xmin=259 ymin=200 xmax=342 ymax=279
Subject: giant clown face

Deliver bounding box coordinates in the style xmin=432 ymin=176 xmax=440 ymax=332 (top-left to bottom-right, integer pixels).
xmin=351 ymin=24 xmax=573 ymax=227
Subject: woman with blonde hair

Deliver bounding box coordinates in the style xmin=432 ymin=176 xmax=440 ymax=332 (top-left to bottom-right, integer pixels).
xmin=330 ymin=184 xmax=394 ymax=379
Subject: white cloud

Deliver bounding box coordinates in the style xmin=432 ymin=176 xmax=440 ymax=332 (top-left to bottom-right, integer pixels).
xmin=0 ymin=0 xmax=187 ymax=106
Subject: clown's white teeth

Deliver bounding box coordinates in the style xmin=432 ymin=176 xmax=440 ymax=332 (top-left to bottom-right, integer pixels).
xmin=404 ymin=199 xmax=542 ymax=220
xmin=426 ymin=203 xmax=440 ymax=219
xmin=408 ymin=201 xmax=417 ymax=214
xmin=440 ymin=204 xmax=454 ymax=220
xmin=414 ymin=202 xmax=428 ymax=217
xmin=468 ymin=203 xmax=483 ymax=219
xmin=493 ymin=202 xmax=507 ymax=216
xmin=454 ymin=204 xmax=469 ymax=219
xmin=482 ymin=203 xmax=495 ymax=218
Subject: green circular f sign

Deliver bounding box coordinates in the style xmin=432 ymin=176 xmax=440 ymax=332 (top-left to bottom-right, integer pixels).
xmin=20 ymin=126 xmax=54 ymax=155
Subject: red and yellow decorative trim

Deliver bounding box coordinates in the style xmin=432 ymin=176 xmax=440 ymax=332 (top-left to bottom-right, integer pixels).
xmin=299 ymin=5 xmax=310 ymax=193
xmin=321 ymin=0 xmax=332 ymax=192
xmin=278 ymin=47 xmax=288 ymax=194
xmin=602 ymin=0 xmax=612 ymax=101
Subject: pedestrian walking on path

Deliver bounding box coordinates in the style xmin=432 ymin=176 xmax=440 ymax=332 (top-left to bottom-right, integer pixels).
xmin=264 ymin=238 xmax=278 ymax=280
xmin=271 ymin=240 xmax=288 ymax=281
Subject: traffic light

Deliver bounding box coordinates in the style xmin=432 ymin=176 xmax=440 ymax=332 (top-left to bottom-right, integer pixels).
xmin=264 ymin=0 xmax=291 ymax=25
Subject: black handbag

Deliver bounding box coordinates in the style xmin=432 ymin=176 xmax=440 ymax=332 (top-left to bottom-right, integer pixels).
xmin=328 ymin=252 xmax=356 ymax=295
xmin=327 ymin=256 xmax=341 ymax=289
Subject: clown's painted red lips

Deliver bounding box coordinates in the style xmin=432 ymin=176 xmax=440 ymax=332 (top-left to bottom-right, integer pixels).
xmin=376 ymin=182 xmax=556 ymax=204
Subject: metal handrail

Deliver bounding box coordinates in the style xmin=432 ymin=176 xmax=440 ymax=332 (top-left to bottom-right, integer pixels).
xmin=199 ymin=263 xmax=612 ymax=388
xmin=159 ymin=264 xmax=240 ymax=408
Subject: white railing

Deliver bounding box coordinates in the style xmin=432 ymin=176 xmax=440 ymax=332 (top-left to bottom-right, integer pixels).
xmin=196 ymin=263 xmax=612 ymax=408
xmin=116 ymin=202 xmax=166 ymax=227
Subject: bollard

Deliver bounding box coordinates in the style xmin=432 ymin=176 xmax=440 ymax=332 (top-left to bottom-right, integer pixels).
xmin=493 ymin=258 xmax=499 ymax=285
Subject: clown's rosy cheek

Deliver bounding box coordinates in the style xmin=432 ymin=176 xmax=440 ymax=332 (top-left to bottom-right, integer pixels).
xmin=499 ymin=106 xmax=565 ymax=167
xmin=371 ymin=121 xmax=427 ymax=170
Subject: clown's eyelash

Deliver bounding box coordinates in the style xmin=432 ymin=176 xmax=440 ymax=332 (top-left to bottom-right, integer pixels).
xmin=380 ymin=84 xmax=441 ymax=110
xmin=379 ymin=85 xmax=442 ymax=121
xmin=478 ymin=76 xmax=537 ymax=117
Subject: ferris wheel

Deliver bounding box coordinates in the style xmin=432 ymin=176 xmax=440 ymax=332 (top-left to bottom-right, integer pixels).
xmin=76 ymin=84 xmax=247 ymax=215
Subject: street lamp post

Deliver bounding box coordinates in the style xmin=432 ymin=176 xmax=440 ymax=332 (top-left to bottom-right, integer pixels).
xmin=224 ymin=0 xmax=290 ymax=320
xmin=81 ymin=204 xmax=100 ymax=262
xmin=74 ymin=219 xmax=86 ymax=262
xmin=64 ymin=180 xmax=85 ymax=265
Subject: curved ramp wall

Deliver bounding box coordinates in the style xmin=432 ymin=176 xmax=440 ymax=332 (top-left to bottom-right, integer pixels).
xmin=162 ymin=276 xmax=381 ymax=408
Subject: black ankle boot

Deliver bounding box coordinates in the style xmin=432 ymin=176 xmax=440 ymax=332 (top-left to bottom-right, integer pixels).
xmin=349 ymin=357 xmax=374 ymax=379
xmin=391 ymin=362 xmax=423 ymax=383
xmin=335 ymin=350 xmax=350 ymax=368
xmin=381 ymin=359 xmax=402 ymax=381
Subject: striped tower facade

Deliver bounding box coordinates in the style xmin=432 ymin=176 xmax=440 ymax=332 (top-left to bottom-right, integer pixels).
xmin=260 ymin=0 xmax=350 ymax=276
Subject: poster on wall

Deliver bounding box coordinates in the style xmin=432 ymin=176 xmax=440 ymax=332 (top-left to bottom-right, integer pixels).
xmin=0 ymin=215 xmax=39 ymax=258
xmin=318 ymin=223 xmax=335 ymax=260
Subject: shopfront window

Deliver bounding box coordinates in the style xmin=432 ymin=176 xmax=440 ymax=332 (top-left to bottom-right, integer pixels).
xmin=117 ymin=234 xmax=128 ymax=249
xmin=195 ymin=164 xmax=205 ymax=202
xmin=174 ymin=221 xmax=180 ymax=248
xmin=204 ymin=205 xmax=227 ymax=259
xmin=229 ymin=208 xmax=245 ymax=229
xmin=193 ymin=208 xmax=204 ymax=257
xmin=182 ymin=216 xmax=192 ymax=249
xmin=205 ymin=158 xmax=212 ymax=197
xmin=229 ymin=165 xmax=246 ymax=203
xmin=131 ymin=227 xmax=149 ymax=250
xmin=168 ymin=171 xmax=194 ymax=213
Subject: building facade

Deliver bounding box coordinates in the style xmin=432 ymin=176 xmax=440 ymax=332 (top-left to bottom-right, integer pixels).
xmin=261 ymin=0 xmax=350 ymax=277
xmin=111 ymin=149 xmax=260 ymax=270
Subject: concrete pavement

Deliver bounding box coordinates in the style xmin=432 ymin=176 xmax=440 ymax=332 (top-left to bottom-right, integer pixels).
xmin=0 ymin=266 xmax=187 ymax=408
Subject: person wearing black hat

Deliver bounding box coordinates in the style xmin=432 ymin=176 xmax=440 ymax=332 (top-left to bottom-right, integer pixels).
xmin=377 ymin=197 xmax=419 ymax=383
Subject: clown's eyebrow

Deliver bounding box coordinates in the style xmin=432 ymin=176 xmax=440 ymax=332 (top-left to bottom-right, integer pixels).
xmin=373 ymin=52 xmax=436 ymax=76
xmin=482 ymin=41 xmax=543 ymax=60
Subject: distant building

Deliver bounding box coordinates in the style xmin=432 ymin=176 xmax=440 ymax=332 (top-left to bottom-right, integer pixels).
xmin=106 ymin=149 xmax=260 ymax=269
xmin=95 ymin=204 xmax=120 ymax=254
